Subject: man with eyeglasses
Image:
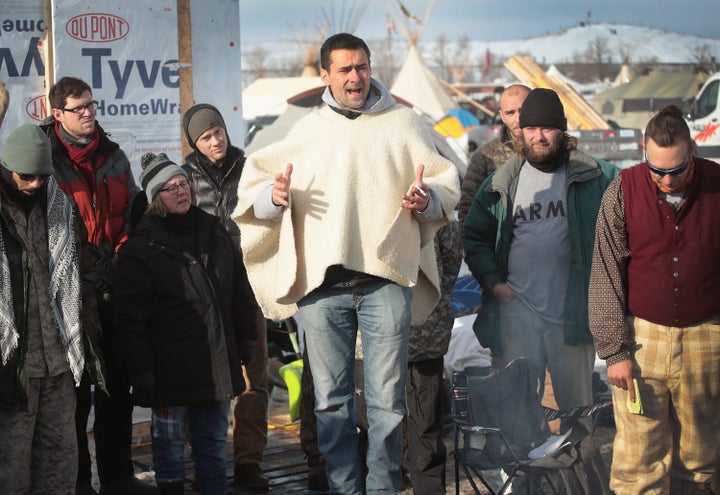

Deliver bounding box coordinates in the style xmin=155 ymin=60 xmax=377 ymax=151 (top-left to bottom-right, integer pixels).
xmin=40 ymin=77 xmax=152 ymax=495
xmin=0 ymin=124 xmax=97 ymax=493
xmin=589 ymin=105 xmax=720 ymax=494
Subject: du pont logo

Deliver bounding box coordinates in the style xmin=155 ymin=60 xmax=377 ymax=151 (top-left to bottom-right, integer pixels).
xmin=66 ymin=13 xmax=130 ymax=42
xmin=25 ymin=95 xmax=48 ymax=122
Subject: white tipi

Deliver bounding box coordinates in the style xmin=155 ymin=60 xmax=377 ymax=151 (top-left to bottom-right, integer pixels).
xmin=388 ymin=1 xmax=455 ymax=121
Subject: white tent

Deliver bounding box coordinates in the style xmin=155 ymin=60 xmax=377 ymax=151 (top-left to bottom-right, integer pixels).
xmin=613 ymin=63 xmax=635 ymax=87
xmin=242 ymin=77 xmax=323 ymax=120
xmin=390 ymin=44 xmax=455 ymax=122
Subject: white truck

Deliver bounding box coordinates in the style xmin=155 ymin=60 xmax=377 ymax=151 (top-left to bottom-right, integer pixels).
xmin=685 ymin=71 xmax=720 ymax=160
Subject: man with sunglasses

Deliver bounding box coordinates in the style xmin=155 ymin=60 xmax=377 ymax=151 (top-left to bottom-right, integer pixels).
xmin=589 ymin=105 xmax=720 ymax=494
xmin=0 ymin=124 xmax=93 ymax=493
xmin=40 ymin=77 xmax=152 ymax=495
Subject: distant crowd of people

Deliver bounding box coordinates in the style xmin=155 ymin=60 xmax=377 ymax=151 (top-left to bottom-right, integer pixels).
xmin=1 ymin=31 xmax=719 ymax=495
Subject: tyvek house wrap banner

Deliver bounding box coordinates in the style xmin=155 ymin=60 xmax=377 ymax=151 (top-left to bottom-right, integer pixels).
xmin=0 ymin=0 xmax=243 ymax=175
xmin=0 ymin=0 xmax=47 ymax=145
xmin=51 ymin=0 xmax=181 ymax=177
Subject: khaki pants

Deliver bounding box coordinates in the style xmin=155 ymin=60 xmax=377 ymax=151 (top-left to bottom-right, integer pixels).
xmin=0 ymin=371 xmax=78 ymax=495
xmin=610 ymin=316 xmax=720 ymax=494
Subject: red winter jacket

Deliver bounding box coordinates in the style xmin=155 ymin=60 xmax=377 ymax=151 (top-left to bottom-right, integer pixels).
xmin=40 ymin=119 xmax=138 ymax=255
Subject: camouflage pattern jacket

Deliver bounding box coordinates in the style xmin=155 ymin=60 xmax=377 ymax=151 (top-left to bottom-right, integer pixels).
xmin=408 ymin=220 xmax=462 ymax=362
xmin=458 ymin=125 xmax=518 ymax=226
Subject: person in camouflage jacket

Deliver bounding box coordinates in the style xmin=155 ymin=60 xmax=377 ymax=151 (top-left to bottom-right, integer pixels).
xmin=405 ymin=220 xmax=462 ymax=495
xmin=458 ymin=84 xmax=529 ymax=226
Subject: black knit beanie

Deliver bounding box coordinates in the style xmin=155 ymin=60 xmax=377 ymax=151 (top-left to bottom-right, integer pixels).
xmin=519 ymin=88 xmax=567 ymax=131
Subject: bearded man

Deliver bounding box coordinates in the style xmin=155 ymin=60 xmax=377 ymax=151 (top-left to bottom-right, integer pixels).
xmin=462 ymin=88 xmax=618 ymax=431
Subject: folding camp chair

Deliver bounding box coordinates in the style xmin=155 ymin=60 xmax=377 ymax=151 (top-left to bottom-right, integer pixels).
xmin=451 ymin=358 xmax=613 ymax=495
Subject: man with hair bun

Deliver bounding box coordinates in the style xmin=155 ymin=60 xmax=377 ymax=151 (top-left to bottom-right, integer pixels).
xmin=590 ymin=104 xmax=720 ymax=494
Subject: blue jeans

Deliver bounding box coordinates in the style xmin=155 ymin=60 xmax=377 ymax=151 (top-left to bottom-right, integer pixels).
xmin=299 ymin=280 xmax=411 ymax=495
xmin=499 ymin=297 xmax=595 ymax=429
xmin=151 ymin=400 xmax=231 ymax=494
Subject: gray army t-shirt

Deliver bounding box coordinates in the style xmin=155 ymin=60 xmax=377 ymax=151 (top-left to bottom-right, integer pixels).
xmin=506 ymin=162 xmax=570 ymax=324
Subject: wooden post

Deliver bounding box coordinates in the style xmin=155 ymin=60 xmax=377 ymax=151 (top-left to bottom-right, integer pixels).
xmin=177 ymin=0 xmax=194 ymax=158
xmin=42 ymin=0 xmax=53 ymax=112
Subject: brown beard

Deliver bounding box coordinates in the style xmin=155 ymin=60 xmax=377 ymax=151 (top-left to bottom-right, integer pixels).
xmin=521 ymin=134 xmax=566 ymax=172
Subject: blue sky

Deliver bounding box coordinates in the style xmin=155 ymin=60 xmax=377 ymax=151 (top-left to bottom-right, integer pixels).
xmin=239 ymin=0 xmax=719 ymax=46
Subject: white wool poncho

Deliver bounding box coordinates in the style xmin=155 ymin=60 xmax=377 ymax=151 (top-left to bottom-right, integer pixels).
xmin=233 ymin=102 xmax=460 ymax=325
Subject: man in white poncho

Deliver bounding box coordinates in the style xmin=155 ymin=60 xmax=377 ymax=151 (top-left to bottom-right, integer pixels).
xmin=234 ymin=33 xmax=459 ymax=495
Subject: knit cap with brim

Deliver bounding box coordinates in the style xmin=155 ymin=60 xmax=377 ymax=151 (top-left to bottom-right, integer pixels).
xmin=139 ymin=152 xmax=188 ymax=202
xmin=1 ymin=124 xmax=53 ymax=175
xmin=519 ymin=88 xmax=568 ymax=131
xmin=182 ymin=104 xmax=227 ymax=149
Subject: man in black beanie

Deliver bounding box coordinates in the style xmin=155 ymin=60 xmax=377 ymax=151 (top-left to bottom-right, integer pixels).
xmin=181 ymin=103 xmax=270 ymax=492
xmin=462 ymin=87 xmax=618 ymax=432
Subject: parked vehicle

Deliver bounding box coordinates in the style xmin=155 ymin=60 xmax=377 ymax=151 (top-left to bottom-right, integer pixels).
xmin=568 ymin=126 xmax=644 ymax=164
xmin=685 ymin=71 xmax=720 ymax=160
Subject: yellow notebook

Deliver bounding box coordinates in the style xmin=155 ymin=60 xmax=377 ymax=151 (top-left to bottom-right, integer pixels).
xmin=626 ymin=378 xmax=643 ymax=414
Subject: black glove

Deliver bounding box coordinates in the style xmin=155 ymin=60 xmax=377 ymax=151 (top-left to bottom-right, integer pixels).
xmin=238 ymin=340 xmax=257 ymax=366
xmin=131 ymin=372 xmax=155 ymax=406
xmin=87 ymin=247 xmax=115 ymax=301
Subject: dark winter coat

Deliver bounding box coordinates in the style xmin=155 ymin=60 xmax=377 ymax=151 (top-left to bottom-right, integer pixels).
xmin=458 ymin=125 xmax=518 ymax=226
xmin=112 ymin=202 xmax=258 ymax=406
xmin=462 ymin=150 xmax=618 ymax=354
xmin=0 ymin=181 xmax=106 ymax=410
xmin=182 ymin=145 xmax=245 ymax=246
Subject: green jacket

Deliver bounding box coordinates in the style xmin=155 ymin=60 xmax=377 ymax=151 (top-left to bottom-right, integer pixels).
xmin=462 ymin=150 xmax=618 ymax=354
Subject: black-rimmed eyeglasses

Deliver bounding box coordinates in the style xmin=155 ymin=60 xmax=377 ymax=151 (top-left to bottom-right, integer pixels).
xmin=646 ymin=154 xmax=691 ymax=177
xmin=159 ymin=180 xmax=190 ymax=195
xmin=60 ymin=100 xmax=98 ymax=116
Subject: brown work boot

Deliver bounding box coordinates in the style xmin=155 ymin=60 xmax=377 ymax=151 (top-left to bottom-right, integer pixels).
xmin=233 ymin=463 xmax=269 ymax=492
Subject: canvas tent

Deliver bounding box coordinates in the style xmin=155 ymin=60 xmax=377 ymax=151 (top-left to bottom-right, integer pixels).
xmin=592 ymin=70 xmax=709 ymax=129
xmin=390 ymin=44 xmax=456 ymax=122
xmin=242 ymin=77 xmax=323 ymax=121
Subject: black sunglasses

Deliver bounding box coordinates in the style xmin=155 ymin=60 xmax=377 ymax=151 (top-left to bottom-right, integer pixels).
xmin=17 ymin=173 xmax=51 ymax=182
xmin=646 ymin=155 xmax=691 ymax=177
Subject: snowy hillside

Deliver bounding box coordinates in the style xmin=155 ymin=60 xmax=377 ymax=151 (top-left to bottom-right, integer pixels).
xmin=453 ymin=23 xmax=720 ymax=65
xmin=246 ymin=23 xmax=720 ymax=68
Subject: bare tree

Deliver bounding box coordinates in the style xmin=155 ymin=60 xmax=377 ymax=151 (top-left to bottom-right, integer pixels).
xmin=691 ymin=43 xmax=717 ymax=71
xmin=430 ymin=34 xmax=471 ymax=84
xmin=584 ymin=36 xmax=612 ymax=80
xmin=243 ymin=45 xmax=270 ymax=82
xmin=368 ymin=38 xmax=401 ymax=88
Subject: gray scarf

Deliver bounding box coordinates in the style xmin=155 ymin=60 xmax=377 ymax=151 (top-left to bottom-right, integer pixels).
xmin=0 ymin=178 xmax=84 ymax=385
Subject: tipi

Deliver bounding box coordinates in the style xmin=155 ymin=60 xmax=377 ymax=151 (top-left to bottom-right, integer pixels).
xmin=388 ymin=1 xmax=455 ymax=121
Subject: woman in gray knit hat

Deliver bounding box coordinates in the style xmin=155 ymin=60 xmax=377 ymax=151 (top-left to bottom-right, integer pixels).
xmin=113 ymin=152 xmax=259 ymax=495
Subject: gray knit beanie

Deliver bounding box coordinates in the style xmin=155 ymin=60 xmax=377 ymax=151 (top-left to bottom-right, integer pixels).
xmin=1 ymin=124 xmax=53 ymax=175
xmin=519 ymin=88 xmax=567 ymax=131
xmin=139 ymin=152 xmax=188 ymax=201
xmin=183 ymin=104 xmax=226 ymax=147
